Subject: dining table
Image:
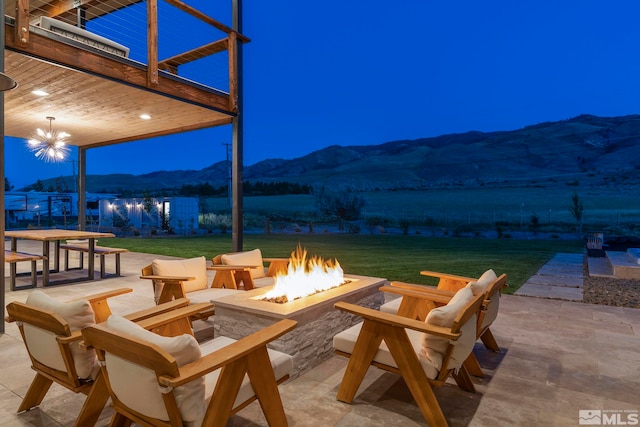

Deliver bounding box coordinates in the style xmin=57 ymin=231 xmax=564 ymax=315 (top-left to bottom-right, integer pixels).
xmin=5 ymin=229 xmax=116 ymax=287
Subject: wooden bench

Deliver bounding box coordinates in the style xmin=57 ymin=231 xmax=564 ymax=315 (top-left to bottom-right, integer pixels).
xmin=4 ymin=250 xmax=47 ymax=290
xmin=60 ymin=244 xmax=129 ymax=278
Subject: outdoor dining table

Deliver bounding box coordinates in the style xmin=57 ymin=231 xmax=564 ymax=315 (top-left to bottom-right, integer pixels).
xmin=5 ymin=229 xmax=116 ymax=287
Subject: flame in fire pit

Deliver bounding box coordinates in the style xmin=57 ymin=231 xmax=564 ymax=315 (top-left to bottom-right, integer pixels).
xmin=262 ymin=245 xmax=345 ymax=303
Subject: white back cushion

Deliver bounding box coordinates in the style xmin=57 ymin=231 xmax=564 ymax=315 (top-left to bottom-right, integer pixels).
xmin=105 ymin=316 xmax=204 ymax=423
xmin=420 ymin=287 xmax=474 ymax=370
xmin=25 ymin=291 xmax=99 ymax=379
xmin=467 ymin=269 xmax=497 ymax=296
xmin=152 ymin=256 xmax=208 ymax=293
xmin=221 ymin=249 xmax=265 ymax=279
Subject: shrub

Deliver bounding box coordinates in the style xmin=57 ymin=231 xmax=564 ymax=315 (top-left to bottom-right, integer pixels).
xmin=313 ymin=186 xmax=365 ymax=221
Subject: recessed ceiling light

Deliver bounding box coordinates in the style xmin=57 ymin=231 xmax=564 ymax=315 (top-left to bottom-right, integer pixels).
xmin=31 ymin=89 xmax=49 ymax=96
xmin=140 ymin=114 xmax=152 ymax=120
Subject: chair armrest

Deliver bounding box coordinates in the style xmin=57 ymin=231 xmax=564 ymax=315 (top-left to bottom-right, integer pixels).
xmin=57 ymin=330 xmax=84 ymax=345
xmin=160 ymin=319 xmax=297 ymax=387
xmin=140 ymin=275 xmax=195 ymax=282
xmin=381 ymin=284 xmax=454 ymax=305
xmin=207 ymin=265 xmax=255 ymax=271
xmin=76 ymin=288 xmax=133 ymax=304
xmin=335 ymin=301 xmax=459 ymax=340
xmin=389 ymin=281 xmax=457 ymax=298
xmin=123 ymin=298 xmax=191 ymax=322
xmin=133 ymin=303 xmax=214 ymax=331
xmin=420 ymin=270 xmax=476 ymax=283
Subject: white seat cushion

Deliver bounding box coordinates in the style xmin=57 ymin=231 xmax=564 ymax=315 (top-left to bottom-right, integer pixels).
xmin=379 ymin=297 xmax=401 ymax=314
xmin=105 ymin=316 xmax=204 ymax=424
xmin=333 ymin=322 xmax=439 ymax=379
xmin=152 ymin=257 xmax=208 ymax=293
xmin=25 ymin=291 xmax=99 ymax=379
xmin=221 ymin=249 xmax=265 ymax=279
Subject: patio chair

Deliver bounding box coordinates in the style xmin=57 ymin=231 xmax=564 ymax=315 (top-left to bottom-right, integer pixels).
xmin=81 ymin=313 xmax=297 ymax=427
xmin=140 ymin=256 xmax=241 ymax=320
xmin=4 ymin=288 xmax=199 ymax=427
xmin=333 ymin=286 xmax=484 ymax=426
xmin=210 ymin=248 xmax=289 ymax=290
xmin=381 ymin=270 xmax=508 ymax=377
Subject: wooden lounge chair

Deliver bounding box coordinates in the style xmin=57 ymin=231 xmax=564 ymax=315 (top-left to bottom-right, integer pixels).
xmin=381 ymin=270 xmax=508 ymax=377
xmin=210 ymin=248 xmax=289 ymax=290
xmin=333 ymin=287 xmax=484 ymax=427
xmin=4 ymin=288 xmax=201 ymax=427
xmin=140 ymin=256 xmax=242 ymax=321
xmin=81 ymin=312 xmax=297 ymax=427
xmin=380 ymin=270 xmax=507 ymax=352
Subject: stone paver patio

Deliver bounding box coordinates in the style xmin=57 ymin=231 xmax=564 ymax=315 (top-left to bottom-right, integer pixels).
xmin=2 ymin=244 xmax=639 ymax=426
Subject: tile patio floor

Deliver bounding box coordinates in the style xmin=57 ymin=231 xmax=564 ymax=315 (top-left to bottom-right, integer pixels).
xmin=2 ymin=244 xmax=639 ymax=426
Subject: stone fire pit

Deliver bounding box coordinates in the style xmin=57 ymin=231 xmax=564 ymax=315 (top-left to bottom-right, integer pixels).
xmin=212 ymin=274 xmax=387 ymax=378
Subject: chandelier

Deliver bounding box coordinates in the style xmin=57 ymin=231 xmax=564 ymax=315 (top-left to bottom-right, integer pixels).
xmin=27 ymin=116 xmax=70 ymax=162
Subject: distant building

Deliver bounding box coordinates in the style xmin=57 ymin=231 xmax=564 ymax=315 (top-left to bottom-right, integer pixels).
xmin=98 ymin=197 xmax=199 ymax=234
xmin=4 ymin=191 xmax=113 ymax=228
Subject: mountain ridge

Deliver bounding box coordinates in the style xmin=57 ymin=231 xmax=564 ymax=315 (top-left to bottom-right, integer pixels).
xmin=26 ymin=114 xmax=640 ymax=193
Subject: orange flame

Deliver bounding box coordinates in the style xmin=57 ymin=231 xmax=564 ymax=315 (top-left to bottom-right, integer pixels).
xmin=263 ymin=244 xmax=344 ymax=302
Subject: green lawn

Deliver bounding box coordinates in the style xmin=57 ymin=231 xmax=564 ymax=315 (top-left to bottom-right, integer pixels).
xmin=112 ymin=234 xmax=584 ymax=294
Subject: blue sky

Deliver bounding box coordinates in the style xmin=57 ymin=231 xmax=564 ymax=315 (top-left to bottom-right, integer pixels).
xmin=6 ymin=0 xmax=640 ymax=189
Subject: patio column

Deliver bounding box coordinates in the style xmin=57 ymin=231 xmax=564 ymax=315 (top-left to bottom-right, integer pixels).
xmin=1 ymin=0 xmax=6 ymax=334
xmin=77 ymin=147 xmax=86 ymax=230
xmin=231 ymin=0 xmax=244 ymax=252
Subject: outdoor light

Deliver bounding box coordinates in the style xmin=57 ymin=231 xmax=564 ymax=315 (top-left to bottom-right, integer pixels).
xmin=0 ymin=72 xmax=18 ymax=91
xmin=27 ymin=116 xmax=70 ymax=162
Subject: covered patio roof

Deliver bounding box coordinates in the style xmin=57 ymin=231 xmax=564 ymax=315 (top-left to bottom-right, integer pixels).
xmin=1 ymin=0 xmax=247 ymax=333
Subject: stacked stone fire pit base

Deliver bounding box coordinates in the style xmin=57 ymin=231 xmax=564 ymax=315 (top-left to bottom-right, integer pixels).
xmin=212 ymin=274 xmax=387 ymax=379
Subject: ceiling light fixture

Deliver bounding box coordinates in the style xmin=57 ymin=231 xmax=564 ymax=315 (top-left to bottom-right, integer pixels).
xmin=140 ymin=113 xmax=151 ymax=120
xmin=27 ymin=116 xmax=70 ymax=162
xmin=31 ymin=89 xmax=49 ymax=96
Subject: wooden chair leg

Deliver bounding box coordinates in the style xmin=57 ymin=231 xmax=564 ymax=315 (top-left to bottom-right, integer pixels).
xmin=211 ymin=270 xmax=238 ymax=289
xmin=74 ymin=373 xmax=109 ymax=427
xmin=463 ymin=352 xmax=485 ymax=378
xmin=18 ymin=373 xmax=54 ymax=412
xmin=336 ymin=321 xmax=383 ymax=403
xmin=109 ymin=412 xmax=132 ymax=427
xmin=452 ymin=365 xmax=476 ymax=393
xmin=385 ymin=325 xmax=449 ymax=427
xmin=248 ymin=346 xmax=288 ymax=426
xmin=203 ymin=358 xmax=248 ymax=427
xmin=480 ymin=329 xmax=500 ymax=352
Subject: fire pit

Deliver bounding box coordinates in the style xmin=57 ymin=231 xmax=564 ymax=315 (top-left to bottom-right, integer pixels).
xmin=213 ymin=273 xmax=387 ymax=378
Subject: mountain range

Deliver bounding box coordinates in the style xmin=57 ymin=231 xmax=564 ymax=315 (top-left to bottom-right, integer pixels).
xmin=30 ymin=114 xmax=640 ymax=193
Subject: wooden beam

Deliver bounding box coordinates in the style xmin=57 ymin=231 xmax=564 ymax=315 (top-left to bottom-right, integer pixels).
xmin=158 ymin=38 xmax=228 ymax=71
xmin=228 ymin=32 xmax=237 ymax=113
xmin=5 ymin=23 xmax=232 ymax=112
xmin=15 ymin=0 xmax=29 ymax=47
xmin=163 ymin=0 xmax=250 ymax=43
xmin=81 ymin=117 xmax=234 ymax=149
xmin=147 ymin=0 xmax=158 ymax=86
xmin=38 ymin=0 xmax=104 ymax=19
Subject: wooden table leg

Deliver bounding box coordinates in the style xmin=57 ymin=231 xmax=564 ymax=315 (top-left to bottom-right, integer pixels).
xmin=42 ymin=242 xmax=50 ymax=287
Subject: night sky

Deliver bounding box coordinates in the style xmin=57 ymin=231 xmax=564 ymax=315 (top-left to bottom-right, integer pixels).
xmin=6 ymin=0 xmax=640 ymax=189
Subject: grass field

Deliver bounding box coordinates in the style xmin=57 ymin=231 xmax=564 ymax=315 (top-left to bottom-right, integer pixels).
xmin=202 ymin=185 xmax=640 ymax=235
xmin=112 ymin=234 xmax=584 ymax=294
